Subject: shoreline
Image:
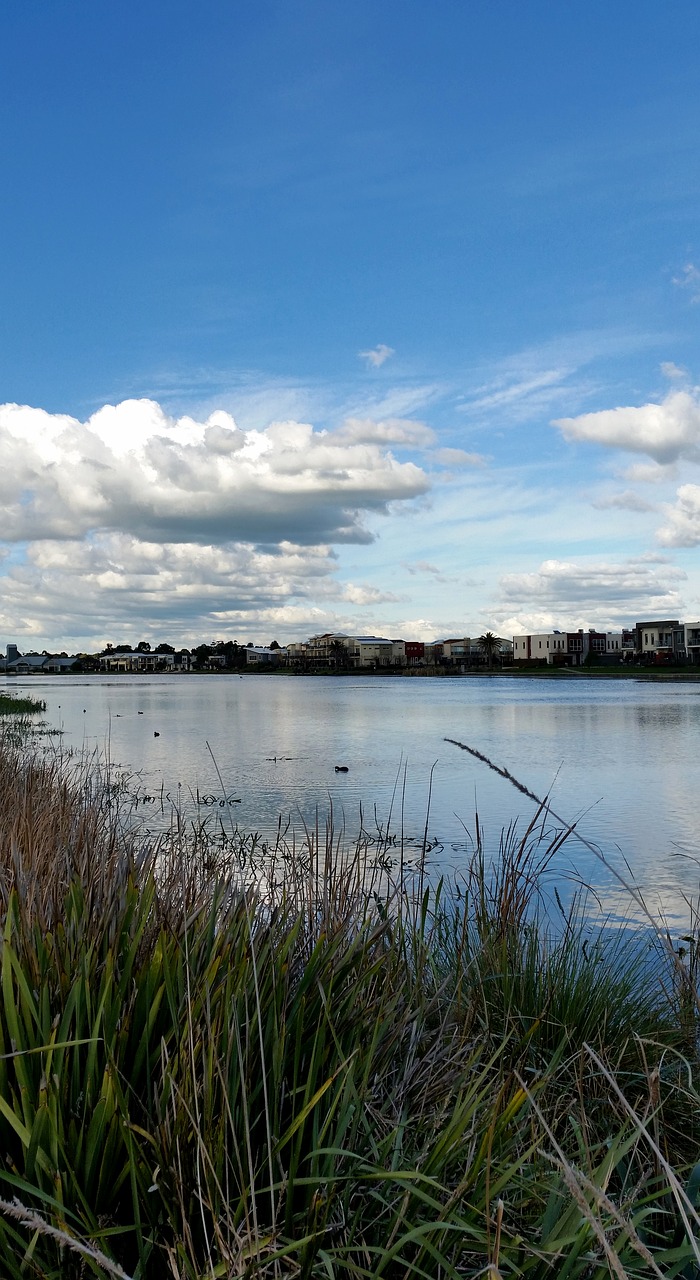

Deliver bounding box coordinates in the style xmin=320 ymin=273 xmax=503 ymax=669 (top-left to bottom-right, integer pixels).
xmin=7 ymin=665 xmax=700 ymax=683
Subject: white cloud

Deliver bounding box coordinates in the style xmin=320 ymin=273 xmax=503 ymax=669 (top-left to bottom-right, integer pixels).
xmin=554 ymin=389 xmax=700 ymax=464
xmin=592 ymin=490 xmax=657 ymax=513
xmin=622 ymin=460 xmax=676 ymax=484
xmin=495 ymin=556 xmax=686 ymax=631
xmin=457 ymin=346 xmax=593 ymax=428
xmin=432 ymin=447 xmax=487 ymax=468
xmin=657 ymin=484 xmax=700 ymax=547
xmin=404 ymin=560 xmax=445 ymax=579
xmin=339 ymin=583 xmax=406 ymax=605
xmin=0 ymin=534 xmax=343 ymax=647
xmin=672 ymin=263 xmax=700 ymax=304
xmin=336 ymin=416 xmax=435 ymax=448
xmin=0 ymin=399 xmax=429 ymax=547
xmin=359 ymin=343 xmax=395 ymax=368
xmin=0 ymin=398 xmax=437 ymax=647
xmin=660 ymin=361 xmax=688 ymax=381
xmin=466 ymin=369 xmax=567 ymax=413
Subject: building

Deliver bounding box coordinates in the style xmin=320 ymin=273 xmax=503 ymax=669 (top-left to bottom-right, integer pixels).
xmin=6 ymin=655 xmax=47 ymax=675
xmin=244 ymin=646 xmax=284 ymax=666
xmin=403 ymin=640 xmax=425 ymax=666
xmin=346 ymin=636 xmax=395 ymax=668
xmin=99 ymin=650 xmax=191 ymax=673
xmin=513 ymin=629 xmax=623 ymax=667
xmin=633 ymin=620 xmax=685 ymax=662
xmin=684 ymin=622 xmax=700 ymax=663
xmin=513 ymin=632 xmax=568 ymax=663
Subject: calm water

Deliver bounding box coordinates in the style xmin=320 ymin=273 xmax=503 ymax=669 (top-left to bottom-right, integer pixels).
xmin=6 ymin=672 xmax=700 ymax=926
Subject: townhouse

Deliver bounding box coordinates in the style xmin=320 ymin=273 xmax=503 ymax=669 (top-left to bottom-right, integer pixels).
xmin=513 ymin=621 xmax=700 ymax=666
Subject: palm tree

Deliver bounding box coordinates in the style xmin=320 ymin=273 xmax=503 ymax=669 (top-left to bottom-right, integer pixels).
xmin=329 ymin=638 xmax=349 ymax=671
xmin=477 ymin=631 xmax=501 ymax=670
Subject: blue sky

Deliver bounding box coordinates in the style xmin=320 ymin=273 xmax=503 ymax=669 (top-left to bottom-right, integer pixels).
xmin=2 ymin=1 xmax=700 ymax=648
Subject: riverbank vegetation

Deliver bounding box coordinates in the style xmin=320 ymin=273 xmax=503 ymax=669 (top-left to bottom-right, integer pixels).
xmin=0 ymin=691 xmax=46 ymax=715
xmin=0 ymin=739 xmax=698 ymax=1277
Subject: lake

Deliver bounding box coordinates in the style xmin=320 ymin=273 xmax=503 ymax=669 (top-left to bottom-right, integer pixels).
xmin=5 ymin=671 xmax=700 ymax=927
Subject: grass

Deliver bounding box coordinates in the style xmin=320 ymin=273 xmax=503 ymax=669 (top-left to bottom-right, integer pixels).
xmin=0 ymin=737 xmax=696 ymax=1276
xmin=0 ymin=692 xmax=46 ymax=716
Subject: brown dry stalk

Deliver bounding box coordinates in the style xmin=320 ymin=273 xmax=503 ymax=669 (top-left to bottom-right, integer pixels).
xmin=0 ymin=1196 xmax=133 ymax=1279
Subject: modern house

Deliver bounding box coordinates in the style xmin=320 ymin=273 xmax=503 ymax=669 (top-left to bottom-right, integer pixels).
xmin=244 ymin=646 xmax=284 ymax=666
xmin=513 ymin=629 xmax=627 ymax=666
xmin=684 ymin=623 xmax=700 ymax=663
xmin=513 ymin=620 xmax=700 ymax=666
xmin=633 ymin=621 xmax=686 ymax=662
xmin=345 ymin=636 xmax=395 ymax=668
xmin=403 ymin=641 xmax=425 ymax=665
xmin=99 ymin=650 xmax=192 ymax=673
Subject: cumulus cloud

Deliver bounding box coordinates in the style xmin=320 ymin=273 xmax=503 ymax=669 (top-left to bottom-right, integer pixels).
xmin=0 ymin=534 xmax=341 ymax=646
xmin=495 ymin=556 xmax=686 ymax=630
xmin=0 ymin=398 xmax=435 ymax=646
xmin=657 ymin=485 xmax=700 ymax=547
xmin=0 ymin=399 xmax=429 ymax=547
xmin=359 ymin=343 xmax=395 ymax=368
xmin=554 ymin=389 xmax=700 ymax=464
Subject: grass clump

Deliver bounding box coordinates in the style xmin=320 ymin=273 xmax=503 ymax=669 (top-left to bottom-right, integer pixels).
xmin=0 ymin=739 xmax=695 ymax=1276
xmin=0 ymin=692 xmax=46 ymax=716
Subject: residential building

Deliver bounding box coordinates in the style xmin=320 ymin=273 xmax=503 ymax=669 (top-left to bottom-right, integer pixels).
xmin=634 ymin=620 xmax=685 ymax=662
xmin=346 ymin=636 xmax=394 ymax=668
xmin=441 ymin=637 xmax=470 ymax=666
xmin=6 ymin=655 xmax=47 ymax=675
xmin=683 ymin=622 xmax=700 ymax=663
xmin=244 ymin=646 xmax=284 ymax=665
xmin=403 ymin=641 xmax=425 ymax=665
xmin=513 ymin=632 xmax=567 ymax=663
xmin=99 ymin=650 xmax=191 ymax=673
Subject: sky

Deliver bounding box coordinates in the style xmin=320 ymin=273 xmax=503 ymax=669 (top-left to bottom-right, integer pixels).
xmin=2 ymin=1 xmax=700 ymax=651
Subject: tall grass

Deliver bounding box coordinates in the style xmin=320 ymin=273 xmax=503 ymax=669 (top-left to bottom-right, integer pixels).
xmin=0 ymin=692 xmax=46 ymax=716
xmin=0 ymin=735 xmax=696 ymax=1277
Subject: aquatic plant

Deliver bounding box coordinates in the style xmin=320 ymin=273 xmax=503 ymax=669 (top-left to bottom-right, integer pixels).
xmin=0 ymin=692 xmax=46 ymax=716
xmin=0 ymin=735 xmax=695 ymax=1276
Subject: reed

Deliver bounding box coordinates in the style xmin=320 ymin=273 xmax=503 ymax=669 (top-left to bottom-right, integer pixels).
xmin=0 ymin=733 xmax=695 ymax=1278
xmin=0 ymin=692 xmax=46 ymax=716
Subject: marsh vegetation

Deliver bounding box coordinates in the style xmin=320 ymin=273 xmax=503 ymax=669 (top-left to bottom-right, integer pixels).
xmin=0 ymin=737 xmax=697 ymax=1276
xmin=0 ymin=691 xmax=46 ymax=716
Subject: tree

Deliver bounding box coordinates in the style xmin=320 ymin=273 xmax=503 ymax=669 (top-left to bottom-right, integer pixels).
xmin=137 ymin=640 xmax=151 ymax=652
xmin=477 ymin=631 xmax=501 ymax=670
xmin=330 ymin=639 xmax=349 ymax=670
xmin=155 ymin=643 xmax=176 ymax=654
xmin=192 ymin=644 xmax=212 ymax=668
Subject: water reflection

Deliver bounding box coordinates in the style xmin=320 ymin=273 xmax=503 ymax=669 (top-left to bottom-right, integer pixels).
xmin=7 ymin=672 xmax=700 ymax=926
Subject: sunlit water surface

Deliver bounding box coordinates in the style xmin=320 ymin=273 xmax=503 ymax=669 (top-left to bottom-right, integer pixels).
xmin=6 ymin=672 xmax=700 ymax=927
